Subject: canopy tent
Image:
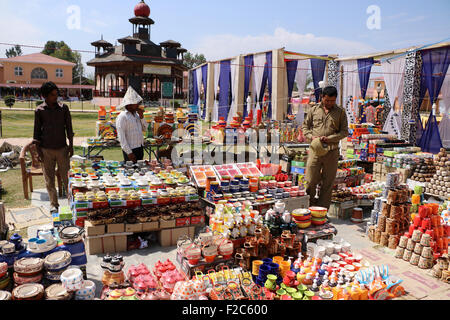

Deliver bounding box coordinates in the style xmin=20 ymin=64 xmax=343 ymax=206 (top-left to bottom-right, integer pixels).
xmin=227 ymin=57 xmax=240 ymax=123
xmin=286 ymin=59 xmax=309 ymax=119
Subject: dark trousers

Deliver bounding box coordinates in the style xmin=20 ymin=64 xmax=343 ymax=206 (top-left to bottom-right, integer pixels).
xmin=123 ymin=147 xmax=144 ymax=162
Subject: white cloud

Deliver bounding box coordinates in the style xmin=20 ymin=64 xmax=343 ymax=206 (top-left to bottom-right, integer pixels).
xmin=192 ymin=27 xmax=376 ymax=61
xmin=404 ymin=16 xmax=426 ymax=23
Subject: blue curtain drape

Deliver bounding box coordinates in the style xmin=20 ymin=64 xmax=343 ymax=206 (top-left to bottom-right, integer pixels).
xmin=286 ymin=60 xmax=298 ymax=115
xmin=201 ymin=65 xmax=208 ymax=119
xmin=266 ymin=52 xmax=273 ymax=119
xmin=218 ymin=60 xmax=231 ymax=120
xmin=357 ymin=58 xmax=374 ymax=99
xmin=243 ymin=55 xmax=254 ymax=119
xmin=192 ymin=70 xmax=199 ymax=106
xmin=418 ymin=46 xmax=450 ymax=153
xmin=310 ymin=58 xmax=327 ymax=103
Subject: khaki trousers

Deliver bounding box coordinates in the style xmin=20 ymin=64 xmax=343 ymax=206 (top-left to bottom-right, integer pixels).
xmin=305 ymin=149 xmax=340 ymax=210
xmin=41 ymin=147 xmax=70 ymax=208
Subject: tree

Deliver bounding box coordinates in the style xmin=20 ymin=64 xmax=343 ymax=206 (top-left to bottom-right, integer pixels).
xmin=183 ymin=52 xmax=207 ymax=69
xmin=5 ymin=45 xmax=22 ymax=58
xmin=41 ymin=41 xmax=84 ymax=83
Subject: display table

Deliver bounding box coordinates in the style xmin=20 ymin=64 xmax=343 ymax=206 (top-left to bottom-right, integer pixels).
xmin=81 ymin=140 xmax=180 ymax=162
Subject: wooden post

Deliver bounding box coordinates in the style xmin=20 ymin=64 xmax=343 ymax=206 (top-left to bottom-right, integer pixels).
xmin=206 ymin=62 xmax=215 ymax=123
xmin=0 ymin=202 xmax=6 ymax=237
xmin=339 ymin=65 xmax=344 ymax=107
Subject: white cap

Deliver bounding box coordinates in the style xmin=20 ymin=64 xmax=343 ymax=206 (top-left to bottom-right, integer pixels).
xmin=119 ymin=86 xmax=143 ymax=110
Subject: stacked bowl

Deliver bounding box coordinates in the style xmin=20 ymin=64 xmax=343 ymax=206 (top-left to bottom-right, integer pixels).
xmin=292 ymin=209 xmax=312 ymax=229
xmin=310 ymin=207 xmax=328 ymax=226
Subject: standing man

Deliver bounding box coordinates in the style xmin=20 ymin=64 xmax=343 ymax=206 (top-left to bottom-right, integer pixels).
xmin=302 ymin=86 xmax=349 ymax=209
xmin=33 ymin=82 xmax=74 ymax=213
xmin=116 ymin=86 xmax=148 ymax=163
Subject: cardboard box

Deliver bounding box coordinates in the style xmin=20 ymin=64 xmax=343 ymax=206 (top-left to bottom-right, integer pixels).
xmin=126 ymin=223 xmax=143 ymax=233
xmin=85 ymin=238 xmax=103 ymax=255
xmin=171 ymin=227 xmax=190 ymax=245
xmin=114 ymin=235 xmax=128 ymax=252
xmin=103 ymin=236 xmax=116 ymax=253
xmin=85 ymin=235 xmax=128 ymax=255
xmin=85 ymin=221 xmax=105 ymax=237
xmin=159 ymin=229 xmax=172 ymax=247
xmin=188 ymin=226 xmax=195 ymax=239
xmin=176 ymin=217 xmax=191 ymax=227
xmin=142 ymin=221 xmax=159 ymax=232
xmin=160 ymin=219 xmax=176 ymax=229
xmin=190 ymin=216 xmax=205 ymax=225
xmin=107 ymin=223 xmax=125 ymax=234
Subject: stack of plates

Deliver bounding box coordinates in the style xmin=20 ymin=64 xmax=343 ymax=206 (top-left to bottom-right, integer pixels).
xmin=12 ymin=283 xmax=44 ymax=300
xmin=13 ymin=258 xmax=44 ymax=285
xmin=0 ymin=262 xmax=10 ymax=290
xmin=45 ymin=283 xmax=72 ymax=300
xmin=61 ymin=268 xmax=84 ymax=292
xmin=292 ymin=209 xmax=311 ymax=229
xmin=0 ymin=290 xmax=11 ymax=300
xmin=44 ymin=251 xmax=72 ymax=283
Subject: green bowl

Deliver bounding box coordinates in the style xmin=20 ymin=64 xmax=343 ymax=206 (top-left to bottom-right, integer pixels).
xmin=286 ymin=287 xmax=297 ymax=295
xmin=267 ymin=274 xmax=277 ymax=281
xmin=292 ymin=292 xmax=303 ymax=300
xmin=304 ymin=291 xmax=315 ymax=299
xmin=276 ymin=289 xmax=287 ymax=296
xmin=297 ymin=284 xmax=307 ymax=292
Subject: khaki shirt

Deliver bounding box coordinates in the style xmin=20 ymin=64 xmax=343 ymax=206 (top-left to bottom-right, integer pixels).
xmin=302 ymin=103 xmax=349 ymax=146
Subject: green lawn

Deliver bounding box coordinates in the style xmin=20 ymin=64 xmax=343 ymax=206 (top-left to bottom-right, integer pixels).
xmin=0 ymin=100 xmax=98 ymax=111
xmin=1 ymin=110 xmax=98 ymax=138
xmin=0 ymin=146 xmax=124 ymax=208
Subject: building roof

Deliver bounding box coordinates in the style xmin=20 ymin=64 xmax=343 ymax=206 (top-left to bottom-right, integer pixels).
xmin=177 ymin=48 xmax=187 ymax=53
xmin=91 ymin=39 xmax=113 ymax=47
xmin=117 ymin=36 xmax=141 ymax=44
xmin=129 ymin=16 xmax=154 ymax=25
xmin=160 ymin=40 xmax=181 ymax=48
xmin=0 ymin=53 xmax=76 ymax=66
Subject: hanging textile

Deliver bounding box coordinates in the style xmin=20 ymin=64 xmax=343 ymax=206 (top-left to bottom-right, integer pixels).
xmin=195 ymin=68 xmax=202 ymax=107
xmin=295 ymin=59 xmax=310 ymax=124
xmin=419 ymin=46 xmax=450 ymax=153
xmin=381 ymin=56 xmax=406 ymax=109
xmin=416 ymin=74 xmax=427 ymax=142
xmin=212 ymin=63 xmax=221 ymax=122
xmin=439 ymin=70 xmax=450 ymax=147
xmin=201 ymin=65 xmax=208 ymax=119
xmin=243 ymin=55 xmax=254 ymax=119
xmin=357 ymin=58 xmax=374 ymax=99
xmin=188 ymin=70 xmax=195 ymax=105
xmin=253 ymin=53 xmax=267 ymax=118
xmin=192 ymin=70 xmax=199 ymax=106
xmin=227 ymin=57 xmax=240 ymax=123
xmin=310 ymin=58 xmax=326 ymax=103
xmin=286 ymin=60 xmax=298 ymax=115
xmin=383 ymin=108 xmax=402 ymax=138
xmin=218 ymin=60 xmax=231 ymax=120
xmin=341 ymin=60 xmax=360 ymax=123
xmin=266 ymin=51 xmax=273 ymax=119
xmin=381 ymin=56 xmax=406 ymax=137
xmin=439 ymin=69 xmax=450 ymax=147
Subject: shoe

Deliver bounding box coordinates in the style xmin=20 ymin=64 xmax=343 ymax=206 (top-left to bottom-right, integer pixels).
xmin=50 ymin=206 xmax=59 ymax=214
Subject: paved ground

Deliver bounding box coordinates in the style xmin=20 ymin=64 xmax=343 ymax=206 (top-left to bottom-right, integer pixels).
xmin=8 ymin=189 xmax=449 ymax=300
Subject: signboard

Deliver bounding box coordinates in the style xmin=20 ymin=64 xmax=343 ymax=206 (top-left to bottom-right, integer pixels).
xmin=143 ymin=64 xmax=171 ymax=76
xmin=162 ymin=82 xmax=174 ymax=98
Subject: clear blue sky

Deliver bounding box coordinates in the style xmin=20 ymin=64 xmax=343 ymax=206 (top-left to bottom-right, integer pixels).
xmin=1 ymin=0 xmax=449 ymax=73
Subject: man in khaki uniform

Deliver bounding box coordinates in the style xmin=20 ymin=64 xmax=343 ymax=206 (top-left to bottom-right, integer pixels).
xmin=302 ymin=86 xmax=349 ymax=209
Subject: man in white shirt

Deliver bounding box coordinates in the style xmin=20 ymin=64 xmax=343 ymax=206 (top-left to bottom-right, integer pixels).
xmin=116 ymin=87 xmax=149 ymax=163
